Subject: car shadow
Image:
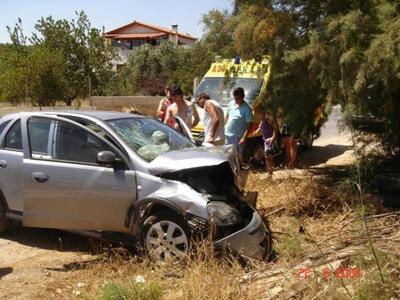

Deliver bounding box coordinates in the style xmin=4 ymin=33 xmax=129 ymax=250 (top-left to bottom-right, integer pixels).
xmin=0 ymin=267 xmax=13 ymax=279
xmin=2 ymin=225 xmax=93 ymax=253
xmin=298 ymin=144 xmax=352 ymax=168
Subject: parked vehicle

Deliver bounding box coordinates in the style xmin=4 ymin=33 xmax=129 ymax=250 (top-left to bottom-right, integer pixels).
xmin=0 ymin=111 xmax=270 ymax=260
xmin=191 ymin=56 xmax=325 ymax=163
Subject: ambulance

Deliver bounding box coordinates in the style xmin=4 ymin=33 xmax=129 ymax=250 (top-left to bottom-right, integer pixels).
xmin=191 ymin=55 xmax=272 ymax=164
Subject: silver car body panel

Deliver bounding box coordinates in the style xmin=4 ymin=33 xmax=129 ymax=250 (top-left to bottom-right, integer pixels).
xmin=0 ymin=150 xmax=24 ymax=211
xmin=148 ymin=146 xmax=243 ymax=189
xmin=135 ymin=171 xmax=209 ymax=219
xmin=215 ymin=208 xmax=267 ymax=259
xmin=23 ymin=158 xmax=136 ymax=231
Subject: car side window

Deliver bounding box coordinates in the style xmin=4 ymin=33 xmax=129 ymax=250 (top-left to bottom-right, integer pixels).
xmin=28 ymin=117 xmax=53 ymax=156
xmin=4 ymin=120 xmax=22 ymax=151
xmin=0 ymin=120 xmax=10 ymax=136
xmin=53 ymin=120 xmax=115 ymax=165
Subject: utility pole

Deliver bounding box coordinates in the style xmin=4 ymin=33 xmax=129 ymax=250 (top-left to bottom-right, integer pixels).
xmin=25 ymin=74 xmax=28 ymax=106
xmin=88 ymin=75 xmax=92 ymax=106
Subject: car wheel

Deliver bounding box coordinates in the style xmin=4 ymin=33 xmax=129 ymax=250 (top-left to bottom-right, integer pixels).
xmin=0 ymin=201 xmax=11 ymax=234
xmin=142 ymin=211 xmax=190 ymax=261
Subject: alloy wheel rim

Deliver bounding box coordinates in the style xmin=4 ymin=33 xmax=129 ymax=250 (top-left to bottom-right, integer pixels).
xmin=145 ymin=220 xmax=188 ymax=261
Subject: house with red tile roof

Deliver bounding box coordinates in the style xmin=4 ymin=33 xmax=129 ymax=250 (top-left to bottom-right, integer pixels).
xmin=105 ymin=20 xmax=197 ymax=67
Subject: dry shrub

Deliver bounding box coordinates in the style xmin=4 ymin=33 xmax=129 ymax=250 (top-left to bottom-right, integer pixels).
xmin=246 ymin=171 xmax=357 ymax=218
xmin=121 ymin=105 xmax=142 ymax=115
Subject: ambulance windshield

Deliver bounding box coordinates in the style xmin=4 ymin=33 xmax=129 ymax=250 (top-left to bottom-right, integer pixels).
xmin=193 ymin=77 xmax=262 ymax=107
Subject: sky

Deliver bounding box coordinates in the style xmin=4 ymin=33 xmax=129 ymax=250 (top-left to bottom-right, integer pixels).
xmin=0 ymin=0 xmax=232 ymax=43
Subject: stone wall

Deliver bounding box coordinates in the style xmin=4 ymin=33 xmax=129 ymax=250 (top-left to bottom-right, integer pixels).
xmin=92 ymin=96 xmax=162 ymax=116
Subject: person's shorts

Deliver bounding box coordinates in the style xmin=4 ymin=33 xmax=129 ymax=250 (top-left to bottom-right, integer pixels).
xmin=264 ymin=140 xmax=282 ymax=157
xmin=225 ymin=135 xmax=243 ymax=154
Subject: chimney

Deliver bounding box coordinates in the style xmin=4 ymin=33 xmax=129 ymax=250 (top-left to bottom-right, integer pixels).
xmin=171 ymin=23 xmax=179 ymax=45
xmin=171 ymin=23 xmax=178 ymax=33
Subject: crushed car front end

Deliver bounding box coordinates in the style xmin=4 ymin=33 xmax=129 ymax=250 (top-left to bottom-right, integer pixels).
xmin=148 ymin=146 xmax=271 ymax=260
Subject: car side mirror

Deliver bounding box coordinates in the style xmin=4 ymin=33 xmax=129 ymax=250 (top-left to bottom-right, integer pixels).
xmin=97 ymin=150 xmax=117 ymax=166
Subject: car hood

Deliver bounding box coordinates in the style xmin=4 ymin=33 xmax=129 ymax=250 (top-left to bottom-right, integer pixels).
xmin=147 ymin=145 xmax=240 ymax=177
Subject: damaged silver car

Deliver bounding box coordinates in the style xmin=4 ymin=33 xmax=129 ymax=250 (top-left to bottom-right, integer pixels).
xmin=0 ymin=111 xmax=270 ymax=260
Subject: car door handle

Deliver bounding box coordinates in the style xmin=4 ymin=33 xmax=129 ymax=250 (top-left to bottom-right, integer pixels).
xmin=0 ymin=160 xmax=7 ymax=168
xmin=32 ymin=172 xmax=49 ymax=183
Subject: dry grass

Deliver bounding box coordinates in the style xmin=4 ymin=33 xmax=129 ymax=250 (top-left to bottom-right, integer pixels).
xmin=36 ymin=240 xmax=247 ymax=300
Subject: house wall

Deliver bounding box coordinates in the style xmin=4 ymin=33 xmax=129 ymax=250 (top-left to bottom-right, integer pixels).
xmin=118 ymin=24 xmax=159 ymax=34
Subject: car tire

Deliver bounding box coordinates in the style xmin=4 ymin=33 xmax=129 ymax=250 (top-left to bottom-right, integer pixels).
xmin=142 ymin=211 xmax=190 ymax=261
xmin=0 ymin=201 xmax=11 ymax=234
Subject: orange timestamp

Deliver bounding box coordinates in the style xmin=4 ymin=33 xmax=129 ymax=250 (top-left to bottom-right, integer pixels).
xmin=298 ymin=267 xmax=362 ymax=280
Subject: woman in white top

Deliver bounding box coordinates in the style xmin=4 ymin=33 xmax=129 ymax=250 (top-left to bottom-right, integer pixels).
xmin=195 ymin=93 xmax=225 ymax=145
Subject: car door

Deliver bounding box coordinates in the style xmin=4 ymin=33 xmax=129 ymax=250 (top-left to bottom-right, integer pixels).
xmin=22 ymin=115 xmax=137 ymax=232
xmin=0 ymin=119 xmax=24 ymax=212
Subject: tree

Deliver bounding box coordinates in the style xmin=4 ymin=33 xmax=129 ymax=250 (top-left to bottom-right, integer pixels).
xmin=201 ymin=9 xmax=236 ymax=58
xmin=31 ymin=11 xmax=116 ymax=104
xmin=0 ymin=19 xmax=29 ymax=104
xmin=28 ymin=46 xmax=66 ymax=106
xmin=1 ymin=12 xmax=116 ymax=106
xmin=121 ymin=41 xmax=214 ymax=96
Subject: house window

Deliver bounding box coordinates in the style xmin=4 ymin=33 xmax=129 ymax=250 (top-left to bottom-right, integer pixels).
xmin=133 ymin=39 xmax=145 ymax=47
xmin=121 ymin=40 xmax=133 ymax=50
xmin=111 ymin=39 xmax=121 ymax=48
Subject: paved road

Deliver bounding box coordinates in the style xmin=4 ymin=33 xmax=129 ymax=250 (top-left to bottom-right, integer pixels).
xmin=299 ymin=105 xmax=354 ymax=168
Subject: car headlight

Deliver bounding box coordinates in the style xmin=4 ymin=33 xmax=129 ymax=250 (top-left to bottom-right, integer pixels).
xmin=207 ymin=201 xmax=241 ymax=226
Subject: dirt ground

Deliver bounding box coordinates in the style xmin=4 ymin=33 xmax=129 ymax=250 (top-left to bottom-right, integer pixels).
xmin=0 ymin=105 xmax=355 ymax=299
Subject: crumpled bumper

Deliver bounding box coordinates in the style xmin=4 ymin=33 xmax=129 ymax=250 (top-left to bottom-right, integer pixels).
xmin=214 ymin=208 xmax=269 ymax=260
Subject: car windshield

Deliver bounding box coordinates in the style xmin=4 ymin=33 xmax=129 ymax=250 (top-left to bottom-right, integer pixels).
xmin=107 ymin=117 xmax=194 ymax=162
xmin=193 ymin=77 xmax=262 ymax=107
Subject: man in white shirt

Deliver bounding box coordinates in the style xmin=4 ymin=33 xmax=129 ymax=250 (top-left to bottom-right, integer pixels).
xmin=195 ymin=93 xmax=225 ymax=145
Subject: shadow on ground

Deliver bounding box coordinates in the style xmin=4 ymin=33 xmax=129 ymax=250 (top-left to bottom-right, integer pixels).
xmin=0 ymin=267 xmax=13 ymax=279
xmin=298 ymin=144 xmax=352 ymax=167
xmin=2 ymin=226 xmax=93 ymax=253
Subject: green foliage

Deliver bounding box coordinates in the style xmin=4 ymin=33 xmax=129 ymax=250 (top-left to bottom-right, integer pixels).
xmin=119 ymin=41 xmax=213 ymax=95
xmin=31 ymin=11 xmax=116 ymax=103
xmin=96 ymin=280 xmax=162 ymax=300
xmin=0 ymin=11 xmax=115 ymax=105
xmin=28 ymin=46 xmax=66 ymax=106
xmin=201 ymin=9 xmax=236 ymax=58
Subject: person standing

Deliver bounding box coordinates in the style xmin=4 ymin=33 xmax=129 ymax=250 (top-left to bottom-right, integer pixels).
xmin=255 ymin=111 xmax=280 ymax=175
xmin=225 ymin=87 xmax=253 ymax=154
xmin=156 ymin=86 xmax=173 ymax=122
xmin=164 ymin=85 xmax=200 ymax=129
xmin=195 ymin=93 xmax=225 ymax=145
xmin=282 ymin=122 xmax=299 ymax=169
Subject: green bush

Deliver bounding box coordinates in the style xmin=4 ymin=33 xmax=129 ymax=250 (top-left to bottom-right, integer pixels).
xmin=96 ymin=280 xmax=162 ymax=300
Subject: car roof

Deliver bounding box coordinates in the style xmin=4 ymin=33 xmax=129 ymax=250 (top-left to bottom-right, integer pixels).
xmin=3 ymin=110 xmax=146 ymax=122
